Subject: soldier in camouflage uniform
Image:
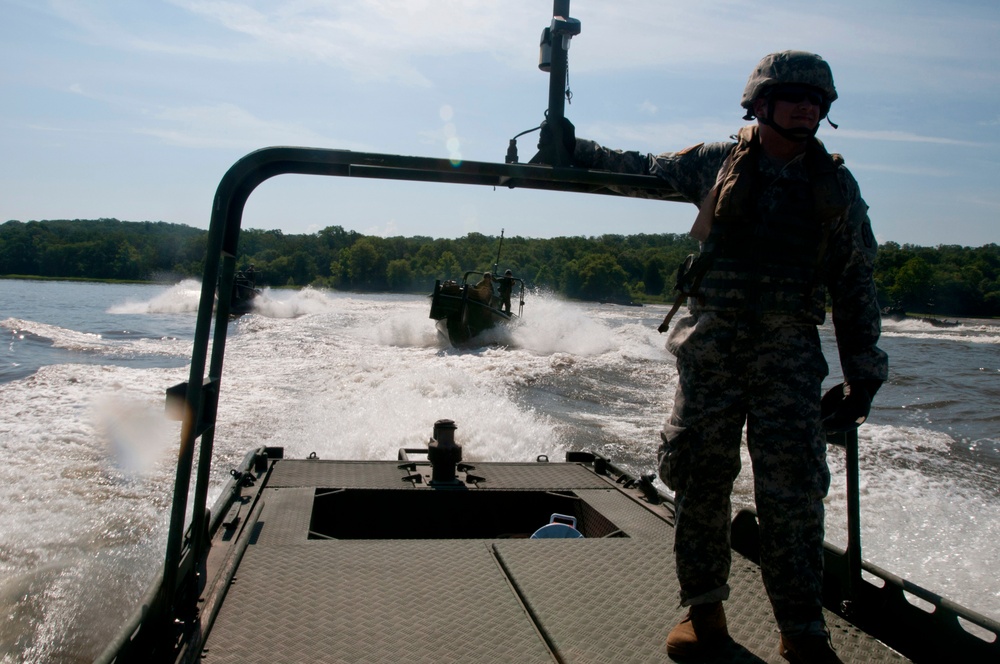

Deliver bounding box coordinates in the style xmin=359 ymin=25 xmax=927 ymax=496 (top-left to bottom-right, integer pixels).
xmin=570 ymin=51 xmax=888 ymax=663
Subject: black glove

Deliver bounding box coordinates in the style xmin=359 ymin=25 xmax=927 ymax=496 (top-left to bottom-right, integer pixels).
xmin=531 ymin=116 xmax=576 ymax=165
xmin=821 ymin=379 xmax=882 ymax=433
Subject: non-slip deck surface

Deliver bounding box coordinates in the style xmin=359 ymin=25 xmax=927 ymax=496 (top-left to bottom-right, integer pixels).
xmin=201 ymin=461 xmax=909 ymax=663
xmin=202 ymin=540 xmax=555 ymax=663
xmin=266 ymin=458 xmax=612 ymax=490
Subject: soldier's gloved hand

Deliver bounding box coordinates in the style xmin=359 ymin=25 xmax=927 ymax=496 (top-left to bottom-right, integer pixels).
xmin=821 ymin=379 xmax=882 ymax=432
xmin=533 ymin=117 xmax=577 ymax=165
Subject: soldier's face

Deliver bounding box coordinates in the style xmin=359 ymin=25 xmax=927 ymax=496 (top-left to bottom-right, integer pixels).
xmin=772 ymin=98 xmax=820 ymax=131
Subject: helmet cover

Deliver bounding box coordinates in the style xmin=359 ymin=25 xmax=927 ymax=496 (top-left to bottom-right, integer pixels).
xmin=741 ymin=50 xmax=837 ymax=114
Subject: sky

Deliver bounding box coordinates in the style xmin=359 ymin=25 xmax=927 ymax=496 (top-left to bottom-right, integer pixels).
xmin=2 ymin=0 xmax=999 ymax=247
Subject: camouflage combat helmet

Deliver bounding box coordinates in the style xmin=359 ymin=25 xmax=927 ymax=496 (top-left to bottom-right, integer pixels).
xmin=741 ymin=50 xmax=837 ymax=119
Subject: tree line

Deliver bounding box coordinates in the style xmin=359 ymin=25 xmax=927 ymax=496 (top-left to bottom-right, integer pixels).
xmin=2 ymin=218 xmax=999 ymax=317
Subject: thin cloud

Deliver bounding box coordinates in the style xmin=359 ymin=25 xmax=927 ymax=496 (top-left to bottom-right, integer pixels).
xmin=165 ymin=0 xmax=538 ymax=84
xmin=39 ymin=1 xmax=999 ymax=95
xmin=363 ymin=219 xmax=401 ymax=238
xmin=134 ymin=103 xmax=367 ymax=151
xmin=43 ymin=0 xmax=248 ymax=61
xmin=834 ymin=128 xmax=982 ymax=147
xmin=587 ymin=120 xmax=741 ymax=150
xmin=967 ymin=195 xmax=1000 ymax=211
xmin=26 ymin=123 xmax=72 ymax=133
xmin=850 ymin=161 xmax=954 ymax=178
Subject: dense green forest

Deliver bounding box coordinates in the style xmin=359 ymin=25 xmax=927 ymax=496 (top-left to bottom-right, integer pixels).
xmin=2 ymin=218 xmax=999 ymax=317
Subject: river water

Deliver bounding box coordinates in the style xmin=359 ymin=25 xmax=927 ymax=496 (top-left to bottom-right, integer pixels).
xmin=1 ymin=278 xmax=998 ymax=661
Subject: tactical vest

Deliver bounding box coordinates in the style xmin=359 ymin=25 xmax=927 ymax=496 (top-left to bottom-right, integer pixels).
xmin=693 ymin=125 xmax=848 ymax=323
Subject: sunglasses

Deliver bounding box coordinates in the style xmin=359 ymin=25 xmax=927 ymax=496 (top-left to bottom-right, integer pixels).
xmin=770 ymin=86 xmax=826 ymax=107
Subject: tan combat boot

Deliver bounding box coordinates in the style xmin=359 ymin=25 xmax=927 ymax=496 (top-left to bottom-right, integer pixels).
xmin=779 ymin=633 xmax=844 ymax=664
xmin=666 ymin=602 xmax=731 ymax=659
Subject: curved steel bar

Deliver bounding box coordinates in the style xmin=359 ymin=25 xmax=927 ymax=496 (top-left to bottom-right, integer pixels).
xmin=212 ymin=147 xmax=684 ymax=256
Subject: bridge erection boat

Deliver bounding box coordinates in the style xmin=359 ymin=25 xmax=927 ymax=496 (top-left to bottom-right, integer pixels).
xmin=429 ymin=269 xmax=525 ymax=345
xmin=96 ymin=2 xmax=998 ymax=663
xmin=228 ymin=268 xmax=261 ymax=316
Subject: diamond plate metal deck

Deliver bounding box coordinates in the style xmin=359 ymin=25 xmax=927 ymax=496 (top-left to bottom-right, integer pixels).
xmin=573 ymin=488 xmax=674 ymax=539
xmin=268 ymin=459 xmax=612 ymax=490
xmin=201 ymin=540 xmax=555 ymax=663
xmin=198 ymin=459 xmax=910 ymax=663
xmin=253 ymin=487 xmax=314 ymax=546
xmin=267 ymin=459 xmax=413 ymax=488
xmin=495 ymin=539 xmax=907 ymax=663
xmin=457 ymin=462 xmax=612 ymax=489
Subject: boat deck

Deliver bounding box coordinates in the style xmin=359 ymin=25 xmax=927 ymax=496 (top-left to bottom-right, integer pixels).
xmin=197 ymin=459 xmax=908 ymax=663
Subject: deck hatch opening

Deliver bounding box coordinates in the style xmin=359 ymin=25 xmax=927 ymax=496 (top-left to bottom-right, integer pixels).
xmin=307 ymin=488 xmax=623 ymax=539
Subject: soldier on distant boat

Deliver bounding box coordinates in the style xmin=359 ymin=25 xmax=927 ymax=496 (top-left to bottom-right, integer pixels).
xmin=472 ymin=272 xmax=496 ymax=305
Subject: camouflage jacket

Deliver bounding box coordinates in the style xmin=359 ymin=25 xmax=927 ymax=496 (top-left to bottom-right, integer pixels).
xmin=575 ymin=129 xmax=888 ymax=382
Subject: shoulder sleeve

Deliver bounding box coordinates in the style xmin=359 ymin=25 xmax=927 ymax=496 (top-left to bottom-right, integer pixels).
xmin=827 ymin=166 xmax=889 ymax=382
xmin=574 ymin=139 xmax=731 ymax=206
xmin=574 ymin=139 xmax=650 ymax=174
xmin=650 ymin=142 xmax=732 ymax=206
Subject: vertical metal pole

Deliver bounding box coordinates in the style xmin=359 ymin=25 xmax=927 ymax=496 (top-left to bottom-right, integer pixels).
xmin=189 ymin=254 xmax=238 ymax=567
xmin=161 ymin=219 xmax=225 ymax=617
xmin=844 ymin=427 xmax=863 ymax=601
xmin=546 ymin=0 xmax=571 ymax=166
xmin=493 ymin=228 xmax=505 ymax=274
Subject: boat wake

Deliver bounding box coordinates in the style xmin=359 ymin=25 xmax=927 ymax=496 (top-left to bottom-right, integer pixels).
xmin=2 ymin=317 xmax=190 ymax=361
xmin=107 ymin=279 xmax=202 ymax=315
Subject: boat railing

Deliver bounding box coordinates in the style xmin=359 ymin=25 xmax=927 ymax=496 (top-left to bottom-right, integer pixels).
xmin=826 ymin=428 xmax=1000 ymax=659
xmin=459 ymin=269 xmax=527 ymax=318
xmin=94 ymin=446 xmax=266 ymax=663
xmin=731 ymin=427 xmax=1000 ymax=661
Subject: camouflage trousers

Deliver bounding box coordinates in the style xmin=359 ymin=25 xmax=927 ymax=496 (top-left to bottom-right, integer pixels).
xmin=659 ymin=312 xmax=831 ymax=633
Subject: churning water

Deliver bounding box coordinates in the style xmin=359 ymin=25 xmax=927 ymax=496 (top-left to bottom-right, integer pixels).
xmin=1 ymin=279 xmax=998 ymax=661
